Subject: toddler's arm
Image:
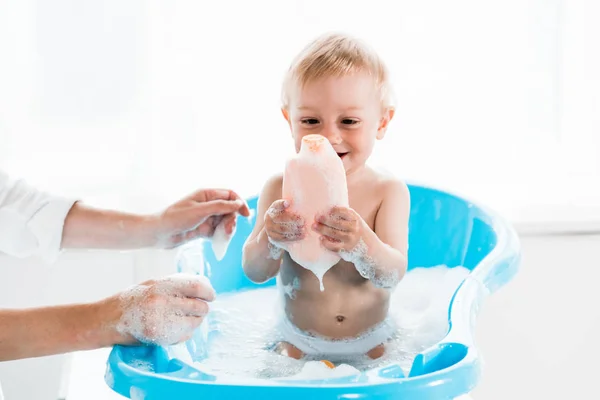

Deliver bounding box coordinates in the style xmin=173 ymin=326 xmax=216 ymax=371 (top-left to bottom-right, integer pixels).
xmin=242 ymin=175 xmax=284 ymax=283
xmin=350 ymin=179 xmax=410 ymax=288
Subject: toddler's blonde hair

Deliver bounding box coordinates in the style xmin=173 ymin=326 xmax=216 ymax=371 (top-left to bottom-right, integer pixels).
xmin=281 ymin=32 xmax=393 ymax=110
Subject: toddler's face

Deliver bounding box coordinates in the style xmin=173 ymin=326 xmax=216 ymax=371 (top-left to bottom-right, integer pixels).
xmin=283 ymin=71 xmax=393 ymax=175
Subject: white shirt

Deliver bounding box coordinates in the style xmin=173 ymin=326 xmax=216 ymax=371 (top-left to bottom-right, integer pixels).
xmin=0 ymin=169 xmax=77 ymax=264
xmin=0 ymin=170 xmax=77 ymax=399
xmin=0 ymin=170 xmax=75 ymax=400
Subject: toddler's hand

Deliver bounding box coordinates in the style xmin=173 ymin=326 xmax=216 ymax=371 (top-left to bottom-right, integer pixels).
xmin=313 ymin=206 xmax=365 ymax=252
xmin=264 ymin=199 xmax=305 ymax=244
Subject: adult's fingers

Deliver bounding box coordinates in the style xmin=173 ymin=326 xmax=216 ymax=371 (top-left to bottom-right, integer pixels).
xmin=168 ymin=275 xmax=216 ymax=301
xmin=173 ymin=297 xmax=210 ymax=317
xmin=187 ymin=188 xmax=231 ymax=202
xmin=225 ymin=190 xmax=251 ymax=216
xmin=219 ymin=213 xmax=237 ymax=235
xmin=186 ymin=315 xmax=205 ymax=331
xmin=196 ymin=199 xmax=248 ymax=218
xmin=188 ymin=189 xmax=251 ymax=217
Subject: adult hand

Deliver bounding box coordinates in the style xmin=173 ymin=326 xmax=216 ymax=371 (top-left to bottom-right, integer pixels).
xmin=61 ymin=188 xmax=250 ymax=251
xmin=153 ymin=189 xmax=251 ymax=248
xmin=107 ymin=273 xmax=216 ymax=346
xmin=0 ymin=273 xmax=217 ymax=361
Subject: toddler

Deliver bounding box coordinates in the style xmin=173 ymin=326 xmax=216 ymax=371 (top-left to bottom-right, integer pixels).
xmin=242 ymin=33 xmax=410 ymax=361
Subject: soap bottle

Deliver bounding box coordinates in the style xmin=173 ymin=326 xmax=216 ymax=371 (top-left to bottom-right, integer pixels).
xmin=281 ymin=134 xmax=349 ymax=291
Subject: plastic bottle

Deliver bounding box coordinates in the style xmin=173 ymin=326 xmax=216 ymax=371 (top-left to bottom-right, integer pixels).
xmin=281 ymin=134 xmax=349 ymax=291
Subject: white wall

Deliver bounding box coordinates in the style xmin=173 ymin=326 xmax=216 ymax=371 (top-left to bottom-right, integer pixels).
xmin=473 ymin=233 xmax=600 ymax=399
xmin=2 ymin=233 xmax=599 ymax=399
xmin=3 ymin=0 xmax=599 ymax=225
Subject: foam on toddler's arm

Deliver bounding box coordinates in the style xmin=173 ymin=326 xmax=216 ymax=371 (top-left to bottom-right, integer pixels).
xmin=344 ymin=178 xmax=410 ymax=288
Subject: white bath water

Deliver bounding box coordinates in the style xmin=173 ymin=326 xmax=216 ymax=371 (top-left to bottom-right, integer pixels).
xmin=191 ymin=265 xmax=470 ymax=380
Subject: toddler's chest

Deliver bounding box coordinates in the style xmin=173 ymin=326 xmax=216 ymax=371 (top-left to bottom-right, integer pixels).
xmin=348 ymin=186 xmax=381 ymax=230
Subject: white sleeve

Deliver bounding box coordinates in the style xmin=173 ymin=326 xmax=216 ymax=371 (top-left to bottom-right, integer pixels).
xmin=0 ymin=170 xmax=77 ymax=264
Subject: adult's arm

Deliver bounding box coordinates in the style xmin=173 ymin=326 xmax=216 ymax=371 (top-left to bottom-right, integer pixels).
xmin=0 ymin=301 xmax=115 ymax=361
xmin=61 ymin=188 xmax=250 ymax=250
xmin=0 ymin=170 xmax=249 ymax=261
xmin=0 ymin=273 xmax=215 ymax=361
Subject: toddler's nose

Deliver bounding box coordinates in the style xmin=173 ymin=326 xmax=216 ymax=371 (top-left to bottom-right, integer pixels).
xmin=322 ymin=127 xmax=342 ymax=145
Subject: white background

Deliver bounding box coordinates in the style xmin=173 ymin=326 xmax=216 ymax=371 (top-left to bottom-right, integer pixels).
xmin=1 ymin=1 xmax=600 ymax=399
xmin=1 ymin=0 xmax=599 ymax=224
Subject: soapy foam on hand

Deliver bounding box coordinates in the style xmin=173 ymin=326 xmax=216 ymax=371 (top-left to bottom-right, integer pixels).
xmin=115 ymin=274 xmax=213 ymax=346
xmin=266 ymin=205 xmax=306 ymax=241
xmin=265 ymin=205 xmax=305 ymax=259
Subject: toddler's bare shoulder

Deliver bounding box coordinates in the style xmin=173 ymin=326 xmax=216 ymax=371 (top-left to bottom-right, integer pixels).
xmin=260 ymin=173 xmax=284 ymax=196
xmin=368 ymin=168 xmax=409 ymax=199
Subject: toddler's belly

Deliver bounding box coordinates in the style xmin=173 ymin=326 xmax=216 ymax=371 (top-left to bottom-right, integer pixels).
xmin=282 ymin=277 xmax=390 ymax=339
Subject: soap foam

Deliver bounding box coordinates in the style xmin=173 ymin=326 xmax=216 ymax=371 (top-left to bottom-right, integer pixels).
xmin=210 ymin=220 xmax=235 ymax=261
xmin=267 ymin=241 xmax=284 ymax=260
xmin=311 ymin=269 xmax=326 ymax=292
xmin=285 ymin=361 xmax=360 ymax=380
xmin=279 ymin=276 xmax=301 ymax=299
xmin=339 ymin=238 xmax=400 ymax=289
xmin=129 ymin=387 xmax=146 ymax=400
xmin=116 ymin=274 xmax=213 ymax=346
xmin=266 ymin=205 xmax=306 ymax=241
xmin=192 ymin=265 xmax=470 ymax=380
xmin=265 ymin=210 xmax=305 ymax=260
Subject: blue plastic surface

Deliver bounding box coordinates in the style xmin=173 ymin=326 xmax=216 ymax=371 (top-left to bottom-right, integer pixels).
xmin=105 ymin=182 xmax=521 ymax=399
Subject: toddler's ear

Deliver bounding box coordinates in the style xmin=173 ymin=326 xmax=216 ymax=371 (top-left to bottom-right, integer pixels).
xmin=376 ymin=108 xmax=395 ymax=140
xmin=281 ymin=108 xmax=292 ymax=127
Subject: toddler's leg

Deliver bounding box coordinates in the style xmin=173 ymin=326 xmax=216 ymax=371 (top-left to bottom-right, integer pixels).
xmin=274 ymin=341 xmax=305 ymax=360
xmin=367 ymin=344 xmax=385 ymax=359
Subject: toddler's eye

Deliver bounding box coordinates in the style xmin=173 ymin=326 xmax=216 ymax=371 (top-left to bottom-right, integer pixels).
xmin=301 ymin=118 xmax=320 ymax=125
xmin=341 ymin=119 xmax=359 ymax=125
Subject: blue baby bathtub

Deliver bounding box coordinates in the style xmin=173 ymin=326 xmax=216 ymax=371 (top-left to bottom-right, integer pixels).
xmin=105 ymin=183 xmax=520 ymax=399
